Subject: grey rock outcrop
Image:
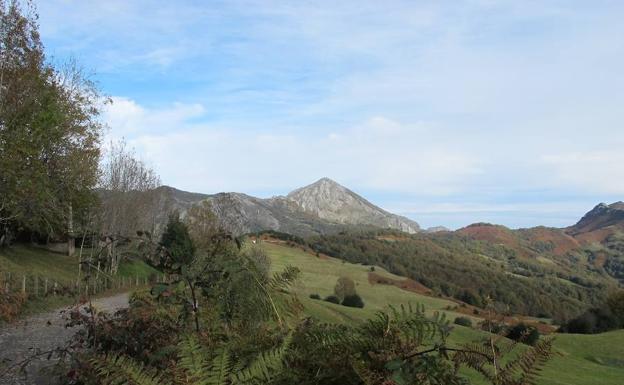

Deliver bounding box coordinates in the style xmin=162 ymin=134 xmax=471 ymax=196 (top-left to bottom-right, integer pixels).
xmin=143 ymin=178 xmax=421 ymax=237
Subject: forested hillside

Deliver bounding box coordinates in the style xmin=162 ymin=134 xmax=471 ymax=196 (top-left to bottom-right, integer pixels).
xmin=296 ymin=229 xmax=617 ymax=321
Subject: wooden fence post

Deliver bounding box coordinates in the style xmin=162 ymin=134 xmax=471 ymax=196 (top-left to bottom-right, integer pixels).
xmin=53 ymin=281 xmax=58 ymax=296
xmin=22 ymin=275 xmax=26 ymax=295
xmin=44 ymin=278 xmax=48 ymax=295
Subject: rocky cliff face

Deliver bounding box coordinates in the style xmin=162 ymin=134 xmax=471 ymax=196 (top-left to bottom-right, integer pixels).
xmin=286 ymin=178 xmax=420 ymax=233
xmin=567 ymin=202 xmax=624 ymax=235
xmin=147 ymin=178 xmax=421 ymax=237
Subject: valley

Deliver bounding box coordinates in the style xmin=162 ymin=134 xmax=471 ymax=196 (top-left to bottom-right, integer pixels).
xmin=2 ymin=2 xmax=623 ymax=383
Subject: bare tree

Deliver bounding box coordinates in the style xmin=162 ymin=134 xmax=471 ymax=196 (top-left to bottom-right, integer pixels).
xmin=96 ymin=139 xmax=161 ymax=273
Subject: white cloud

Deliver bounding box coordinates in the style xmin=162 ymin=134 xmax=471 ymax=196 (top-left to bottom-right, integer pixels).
xmin=37 ymin=1 xmax=624 ymax=227
xmin=542 ymin=152 xmax=624 ymax=194
xmin=102 ymin=97 xmax=205 ymax=139
xmin=103 ymin=98 xmax=482 ymax=195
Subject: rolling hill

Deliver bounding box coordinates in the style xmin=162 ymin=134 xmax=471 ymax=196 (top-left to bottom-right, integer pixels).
xmin=261 ymin=239 xmax=624 ymax=385
xmin=119 ymin=180 xmax=624 ymax=307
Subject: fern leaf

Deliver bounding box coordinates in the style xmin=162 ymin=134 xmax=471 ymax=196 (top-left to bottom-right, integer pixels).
xmin=231 ymin=332 xmax=292 ymax=384
xmin=177 ymin=335 xmax=212 ymax=385
xmin=206 ymin=349 xmax=232 ymax=385
xmin=91 ymin=354 xmax=164 ymax=385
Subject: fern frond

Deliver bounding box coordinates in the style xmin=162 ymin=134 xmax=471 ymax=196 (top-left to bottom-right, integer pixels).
xmin=177 ymin=335 xmax=212 ymax=385
xmin=268 ymin=266 xmax=300 ymax=292
xmin=231 ymin=332 xmax=292 ymax=384
xmin=451 ymin=341 xmax=496 ymax=382
xmin=509 ymin=337 xmax=555 ymax=385
xmin=206 ymin=349 xmax=232 ymax=385
xmin=91 ymin=354 xmax=164 ymax=385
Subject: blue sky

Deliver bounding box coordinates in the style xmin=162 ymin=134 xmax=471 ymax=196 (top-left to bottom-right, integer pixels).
xmin=37 ymin=0 xmax=624 ymax=229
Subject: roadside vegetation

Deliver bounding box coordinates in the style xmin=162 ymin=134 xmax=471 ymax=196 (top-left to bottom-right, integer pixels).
xmin=0 ymin=1 xmax=163 ymax=321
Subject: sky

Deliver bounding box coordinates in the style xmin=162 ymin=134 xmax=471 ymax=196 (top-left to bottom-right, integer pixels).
xmin=36 ymin=0 xmax=624 ymax=230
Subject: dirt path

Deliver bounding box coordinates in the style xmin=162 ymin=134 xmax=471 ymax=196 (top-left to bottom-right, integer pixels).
xmin=0 ymin=293 xmax=130 ymax=385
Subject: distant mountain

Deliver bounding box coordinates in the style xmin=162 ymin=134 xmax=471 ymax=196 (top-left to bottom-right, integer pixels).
xmin=425 ymin=226 xmax=450 ymax=233
xmin=455 ymin=202 xmax=624 ymax=285
xmin=286 ymin=178 xmax=420 ymax=233
xmin=457 ymin=202 xmax=624 ymax=254
xmin=566 ymin=202 xmax=624 ymax=243
xmin=146 ymin=178 xmax=420 ymax=237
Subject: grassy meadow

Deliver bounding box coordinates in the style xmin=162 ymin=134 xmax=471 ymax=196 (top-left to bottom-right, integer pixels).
xmin=0 ymin=245 xmax=159 ymax=317
xmin=262 ymin=240 xmax=624 ymax=385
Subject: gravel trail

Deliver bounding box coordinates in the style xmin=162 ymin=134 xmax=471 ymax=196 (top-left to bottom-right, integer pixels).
xmin=0 ymin=293 xmax=130 ymax=385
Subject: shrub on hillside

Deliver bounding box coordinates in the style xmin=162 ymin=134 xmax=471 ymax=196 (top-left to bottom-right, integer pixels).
xmin=560 ymin=291 xmax=624 ymax=334
xmin=559 ymin=306 xmax=619 ymax=334
xmin=454 ymin=316 xmax=472 ymax=327
xmin=324 ymin=295 xmax=340 ymax=304
xmin=506 ymin=323 xmax=540 ymax=345
xmin=342 ymin=294 xmax=365 ymax=308
xmin=506 ymin=322 xmax=540 ymax=346
xmin=479 ymin=320 xmax=506 ymax=334
xmin=309 ymin=293 xmax=321 ymax=300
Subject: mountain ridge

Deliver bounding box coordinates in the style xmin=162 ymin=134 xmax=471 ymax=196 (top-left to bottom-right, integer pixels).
xmin=140 ymin=182 xmax=624 ymax=267
xmin=150 ymin=178 xmax=421 ymax=237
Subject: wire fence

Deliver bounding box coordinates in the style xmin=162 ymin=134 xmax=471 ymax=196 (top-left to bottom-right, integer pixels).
xmin=0 ymin=271 xmax=168 ymax=298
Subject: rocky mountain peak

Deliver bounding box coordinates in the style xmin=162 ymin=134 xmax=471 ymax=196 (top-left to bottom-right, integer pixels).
xmin=567 ymin=201 xmax=624 ymax=236
xmin=132 ymin=178 xmax=422 ymax=238
xmin=286 ymin=178 xmax=420 ymax=233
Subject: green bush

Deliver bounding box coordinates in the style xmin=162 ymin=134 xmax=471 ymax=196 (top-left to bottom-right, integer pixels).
xmin=324 ymin=295 xmax=340 ymax=304
xmin=506 ymin=323 xmax=540 ymax=345
xmin=342 ymin=294 xmax=365 ymax=308
xmin=453 ymin=316 xmax=473 ymax=327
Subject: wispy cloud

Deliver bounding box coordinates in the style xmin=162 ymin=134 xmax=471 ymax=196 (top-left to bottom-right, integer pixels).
xmin=36 ymin=0 xmax=624 ymax=228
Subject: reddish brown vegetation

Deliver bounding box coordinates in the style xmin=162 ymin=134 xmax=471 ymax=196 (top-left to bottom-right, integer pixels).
xmin=521 ymin=227 xmax=580 ymax=256
xmin=459 ymin=223 xmax=523 ymax=250
xmin=367 ymin=272 xmax=432 ymax=295
xmin=573 ymin=227 xmax=618 ymax=245
xmin=0 ymin=290 xmax=26 ymax=322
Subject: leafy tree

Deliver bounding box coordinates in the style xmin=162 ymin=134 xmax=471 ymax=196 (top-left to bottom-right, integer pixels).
xmin=606 ymin=290 xmax=624 ymax=326
xmin=185 ymin=200 xmax=220 ymax=251
xmin=334 ymin=276 xmax=356 ymax=302
xmin=560 ymin=290 xmax=624 ymax=334
xmin=0 ymin=1 xmax=103 ymax=246
xmin=159 ymin=213 xmax=195 ymax=268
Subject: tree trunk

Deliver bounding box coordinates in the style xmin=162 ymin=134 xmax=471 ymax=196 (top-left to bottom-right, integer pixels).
xmin=67 ymin=203 xmax=75 ymax=257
